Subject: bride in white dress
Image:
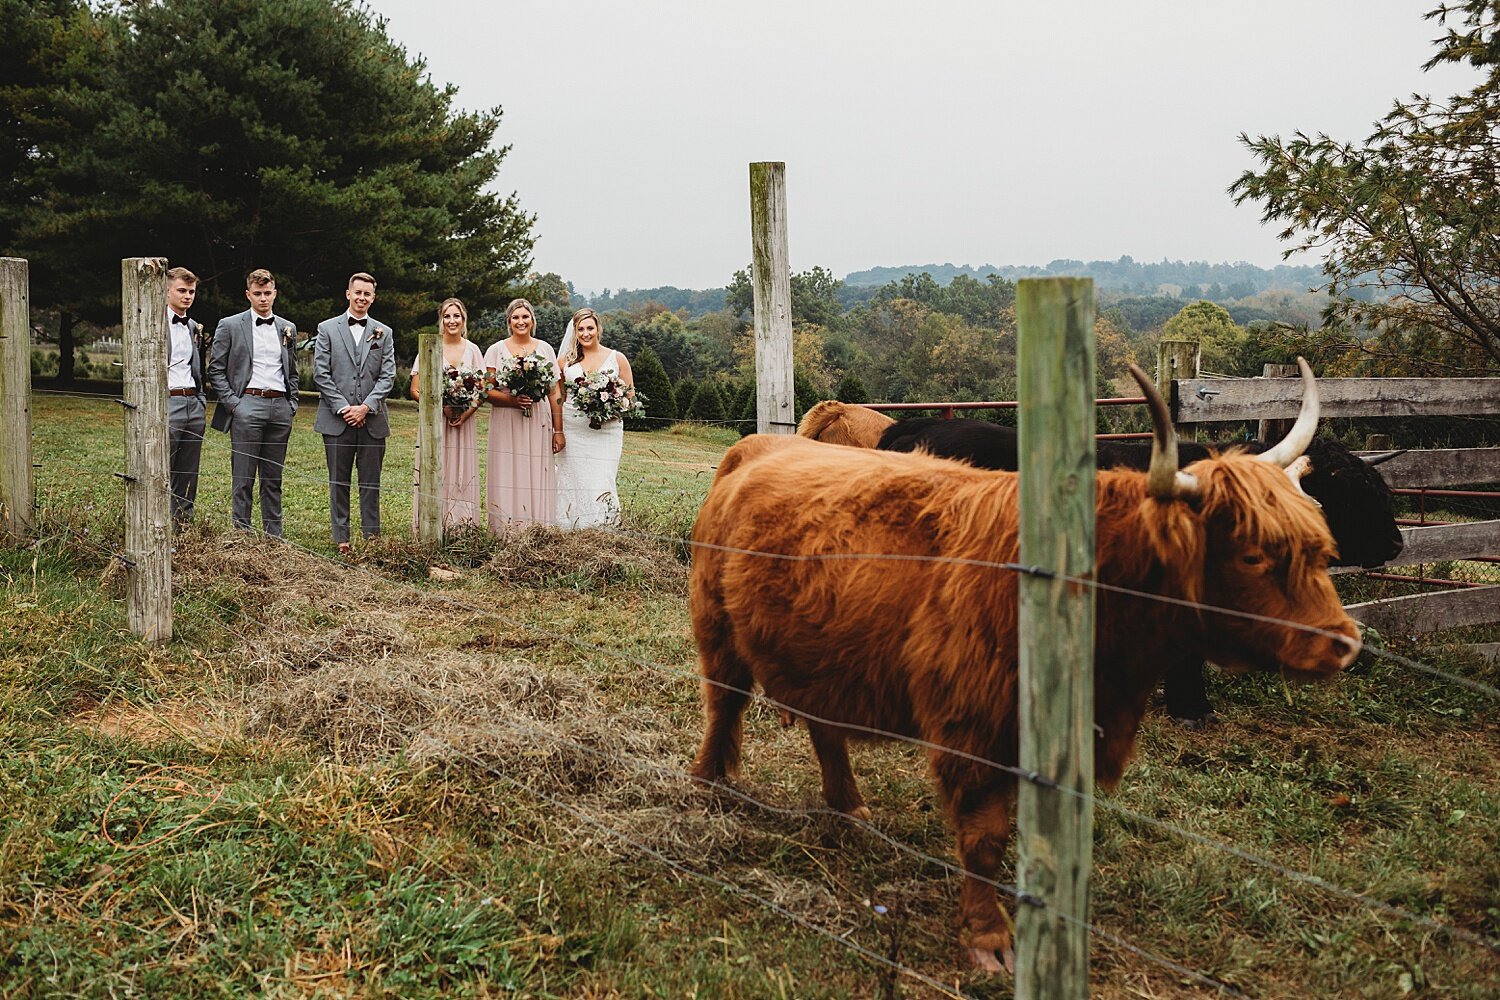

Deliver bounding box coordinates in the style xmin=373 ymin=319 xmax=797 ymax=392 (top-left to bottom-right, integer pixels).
xmin=554 ymin=308 xmax=635 ymax=530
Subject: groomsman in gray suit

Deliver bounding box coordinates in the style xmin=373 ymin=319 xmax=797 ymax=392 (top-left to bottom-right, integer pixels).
xmin=313 ymin=272 xmax=396 ymax=554
xmin=164 ymin=267 xmax=207 ymax=523
xmin=208 ymin=268 xmax=300 ymax=538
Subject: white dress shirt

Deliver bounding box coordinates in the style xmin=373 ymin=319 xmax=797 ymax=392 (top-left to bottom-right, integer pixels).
xmin=166 ymin=311 xmax=195 ymax=390
xmin=247 ymin=313 xmax=284 ymax=391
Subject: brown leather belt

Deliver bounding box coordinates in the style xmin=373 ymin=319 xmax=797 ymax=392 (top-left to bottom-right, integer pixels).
xmin=242 ymin=388 xmax=285 ymax=398
xmin=168 ymin=388 xmax=199 ymax=397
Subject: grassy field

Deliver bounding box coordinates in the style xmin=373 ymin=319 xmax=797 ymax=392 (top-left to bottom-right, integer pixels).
xmin=2 ymin=392 xmax=1498 ymax=998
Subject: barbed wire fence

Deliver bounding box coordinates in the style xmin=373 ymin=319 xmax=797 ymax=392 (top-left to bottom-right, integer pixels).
xmin=12 ymin=434 xmax=1499 ymax=994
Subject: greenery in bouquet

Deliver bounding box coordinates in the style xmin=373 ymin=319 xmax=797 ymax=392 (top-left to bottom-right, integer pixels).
xmin=495 ymin=351 xmax=557 ymax=417
xmin=568 ymin=371 xmax=647 ymax=429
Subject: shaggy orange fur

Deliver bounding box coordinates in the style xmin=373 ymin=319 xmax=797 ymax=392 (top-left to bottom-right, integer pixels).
xmin=794 ymin=400 xmax=895 ymax=448
xmin=689 ymin=434 xmax=1359 ymax=969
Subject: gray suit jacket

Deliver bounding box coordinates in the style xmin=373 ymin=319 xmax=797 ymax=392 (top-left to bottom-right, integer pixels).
xmin=207 ymin=309 xmax=300 ymax=433
xmin=312 ymin=313 xmax=396 ymax=438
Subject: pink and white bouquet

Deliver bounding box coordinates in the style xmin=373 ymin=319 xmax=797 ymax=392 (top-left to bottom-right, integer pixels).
xmin=441 ymin=365 xmax=487 ymax=418
xmin=568 ymin=371 xmax=646 ymax=429
xmin=492 ymin=351 xmax=557 ymax=417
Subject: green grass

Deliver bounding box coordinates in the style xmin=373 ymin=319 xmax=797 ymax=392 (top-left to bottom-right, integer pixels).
xmin=3 ymin=394 xmax=1498 ymax=998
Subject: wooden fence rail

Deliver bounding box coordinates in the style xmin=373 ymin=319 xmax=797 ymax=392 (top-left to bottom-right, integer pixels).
xmin=1178 ymin=372 xmax=1500 ymax=638
xmin=1352 ymin=448 xmax=1500 ymax=489
xmin=1174 ymin=376 xmax=1500 ymax=422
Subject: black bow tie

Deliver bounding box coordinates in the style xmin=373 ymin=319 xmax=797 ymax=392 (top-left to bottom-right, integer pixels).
xmin=255 ymin=317 xmax=274 ymax=326
xmin=171 ymin=314 xmax=189 ymax=326
xmin=349 ymin=317 xmax=367 ymax=327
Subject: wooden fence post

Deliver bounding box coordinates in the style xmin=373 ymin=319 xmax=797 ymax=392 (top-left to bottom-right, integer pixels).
xmin=0 ymin=257 xmax=33 ymax=542
xmin=414 ymin=333 xmax=444 ymax=544
xmin=749 ymin=161 xmax=795 ymax=434
xmin=1016 ymin=276 xmax=1096 ymax=1000
xmin=1257 ymin=362 xmax=1300 ymax=443
xmin=122 ymin=257 xmax=172 ymax=642
xmin=1157 ymin=338 xmax=1200 ymax=440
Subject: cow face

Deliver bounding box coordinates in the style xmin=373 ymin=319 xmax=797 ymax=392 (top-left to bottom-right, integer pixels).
xmin=1191 ymin=457 xmax=1363 ymax=680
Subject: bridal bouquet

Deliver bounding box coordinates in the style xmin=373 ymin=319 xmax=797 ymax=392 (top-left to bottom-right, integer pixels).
xmin=441 ymin=365 xmax=487 ymax=418
xmin=493 ymin=351 xmax=557 ymax=417
xmin=568 ymin=371 xmax=646 ymax=429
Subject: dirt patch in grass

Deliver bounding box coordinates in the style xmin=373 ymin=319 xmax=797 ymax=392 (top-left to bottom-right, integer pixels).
xmin=70 ymin=698 xmax=241 ymax=748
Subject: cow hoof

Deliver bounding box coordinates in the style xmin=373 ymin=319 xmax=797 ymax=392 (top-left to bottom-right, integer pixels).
xmin=966 ymin=946 xmax=1015 ymax=974
xmin=1172 ymin=711 xmax=1221 ymax=730
xmin=844 ymin=805 xmax=873 ymax=823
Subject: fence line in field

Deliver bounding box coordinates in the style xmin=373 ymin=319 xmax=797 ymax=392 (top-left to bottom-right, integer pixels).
xmin=33 ymin=443 xmax=1500 ymax=710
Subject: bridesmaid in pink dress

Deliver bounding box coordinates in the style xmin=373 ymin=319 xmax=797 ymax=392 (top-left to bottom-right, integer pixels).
xmin=483 ymin=298 xmax=562 ymax=530
xmin=410 ymin=297 xmax=484 ymax=527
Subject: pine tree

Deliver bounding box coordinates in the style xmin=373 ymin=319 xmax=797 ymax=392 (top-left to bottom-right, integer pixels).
xmin=627 ymin=346 xmax=675 ymax=431
xmin=674 ymin=378 xmax=698 ymax=420
xmin=794 ymin=373 xmax=824 ymax=420
xmin=835 ymin=373 xmax=870 ymax=404
xmin=10 ymin=0 xmax=535 ymax=342
xmin=686 ymin=380 xmax=728 ymax=424
xmin=731 ymin=379 xmax=756 ymax=435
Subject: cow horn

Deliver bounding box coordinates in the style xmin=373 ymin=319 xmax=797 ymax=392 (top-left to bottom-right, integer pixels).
xmin=1128 ymin=362 xmax=1199 ymax=499
xmin=1361 ymin=449 xmax=1407 ymax=467
xmin=1255 ymin=357 xmax=1320 ymax=469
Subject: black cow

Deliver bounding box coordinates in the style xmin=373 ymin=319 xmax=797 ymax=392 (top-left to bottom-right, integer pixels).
xmin=878 ymin=414 xmax=1403 ymax=725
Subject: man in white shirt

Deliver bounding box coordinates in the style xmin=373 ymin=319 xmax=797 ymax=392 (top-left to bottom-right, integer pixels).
xmin=313 ymin=272 xmax=396 ymax=554
xmin=207 ymin=268 xmax=300 ymax=538
xmin=164 ymin=267 xmax=207 ymax=523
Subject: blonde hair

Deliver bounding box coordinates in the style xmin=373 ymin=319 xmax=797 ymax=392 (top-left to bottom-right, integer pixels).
xmin=348 ymin=271 xmax=377 ymax=289
xmin=437 ymin=297 xmax=469 ymax=338
xmin=246 ymin=268 xmax=274 ymax=288
xmin=565 ymin=307 xmax=602 ymax=366
xmin=165 ymin=266 xmax=198 ymax=285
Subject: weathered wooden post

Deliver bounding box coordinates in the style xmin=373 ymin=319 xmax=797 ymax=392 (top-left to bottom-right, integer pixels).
xmin=1256 ymin=362 xmax=1300 ymax=443
xmin=1016 ymin=277 xmax=1095 ymax=1000
xmin=749 ymin=161 xmax=795 ymax=434
xmin=414 ymin=333 xmax=444 ymax=544
xmin=121 ymin=257 xmax=172 ymax=641
xmin=1156 ymin=338 xmax=1200 ymax=440
xmin=0 ymin=257 xmax=33 ymax=542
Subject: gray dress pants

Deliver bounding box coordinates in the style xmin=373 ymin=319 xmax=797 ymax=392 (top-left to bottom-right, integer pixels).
xmin=229 ymin=394 xmax=293 ymax=537
xmin=168 ymin=393 xmax=206 ymax=521
xmin=323 ymin=424 xmax=387 ymax=543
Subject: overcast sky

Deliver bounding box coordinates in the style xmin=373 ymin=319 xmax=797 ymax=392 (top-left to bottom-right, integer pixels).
xmin=363 ymin=0 xmax=1473 ymax=293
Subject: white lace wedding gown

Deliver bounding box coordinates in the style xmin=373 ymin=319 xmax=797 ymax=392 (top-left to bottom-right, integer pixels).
xmin=555 ymin=351 xmax=625 ymax=530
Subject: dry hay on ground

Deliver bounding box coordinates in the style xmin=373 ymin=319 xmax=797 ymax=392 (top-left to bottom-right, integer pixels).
xmin=166 ymin=522 xmax=885 ymax=925
xmin=479 ymin=522 xmax=689 ymax=594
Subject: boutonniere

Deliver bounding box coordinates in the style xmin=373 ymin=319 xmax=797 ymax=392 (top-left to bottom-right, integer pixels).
xmin=369 ymin=328 xmax=383 ymax=344
xmin=281 ymin=328 xmax=295 ymax=349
